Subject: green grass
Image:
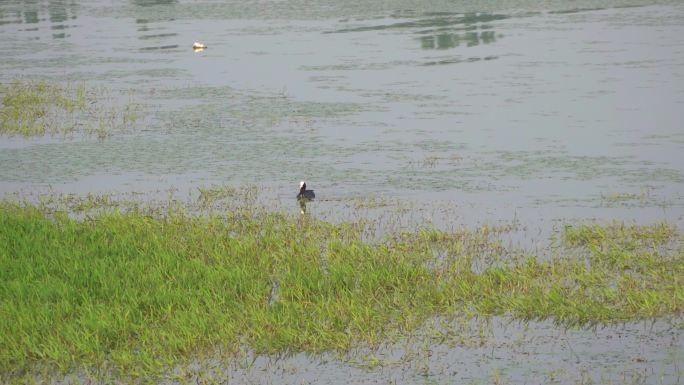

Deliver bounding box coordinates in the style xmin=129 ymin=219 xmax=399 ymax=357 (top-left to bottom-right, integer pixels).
xmin=0 ymin=196 xmax=682 ymax=382
xmin=0 ymin=80 xmax=142 ymax=138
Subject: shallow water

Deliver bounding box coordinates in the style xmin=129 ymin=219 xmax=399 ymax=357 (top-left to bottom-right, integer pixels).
xmin=1 ymin=0 xmax=683 ymax=229
xmin=161 ymin=318 xmax=684 ymax=385
xmin=2 ymin=0 xmax=684 ymax=382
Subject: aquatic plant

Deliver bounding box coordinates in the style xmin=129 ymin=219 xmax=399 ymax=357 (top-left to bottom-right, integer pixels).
xmin=197 ymin=184 xmax=257 ymax=207
xmin=0 ymin=80 xmax=142 ymax=138
xmin=0 ymin=80 xmax=86 ymax=136
xmin=0 ymin=194 xmax=681 ymax=382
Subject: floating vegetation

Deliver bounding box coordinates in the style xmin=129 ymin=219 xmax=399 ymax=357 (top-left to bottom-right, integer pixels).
xmin=0 ymin=80 xmax=85 ymax=136
xmin=601 ymin=191 xmax=648 ymax=203
xmin=0 ymin=80 xmax=143 ymax=138
xmin=347 ymin=193 xmax=400 ymax=210
xmin=598 ymin=187 xmax=664 ymax=208
xmin=497 ymin=151 xmax=684 ymax=184
xmin=197 ymin=184 xmax=258 ymax=207
xmin=154 ymin=85 xmax=367 ymax=145
xmin=0 ymin=191 xmax=682 ymax=382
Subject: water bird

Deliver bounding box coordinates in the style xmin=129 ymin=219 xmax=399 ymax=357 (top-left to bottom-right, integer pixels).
xmin=297 ymin=181 xmax=315 ymax=200
xmin=192 ymin=42 xmax=207 ymax=51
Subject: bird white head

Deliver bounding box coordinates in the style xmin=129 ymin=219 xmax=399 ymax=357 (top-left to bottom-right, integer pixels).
xmin=297 ymin=180 xmax=314 ymax=202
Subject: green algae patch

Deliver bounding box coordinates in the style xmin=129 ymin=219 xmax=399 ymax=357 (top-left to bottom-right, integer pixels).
xmin=0 ymin=197 xmax=682 ymax=381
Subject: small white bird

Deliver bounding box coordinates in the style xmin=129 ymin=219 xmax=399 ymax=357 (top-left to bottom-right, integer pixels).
xmin=192 ymin=42 xmax=207 ymax=51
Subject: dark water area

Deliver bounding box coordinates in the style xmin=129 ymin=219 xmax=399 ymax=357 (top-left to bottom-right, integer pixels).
xmin=1 ymin=0 xmax=684 ymax=383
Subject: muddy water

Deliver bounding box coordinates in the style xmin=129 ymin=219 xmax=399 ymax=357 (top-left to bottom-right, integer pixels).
xmin=1 ymin=0 xmax=684 ymax=383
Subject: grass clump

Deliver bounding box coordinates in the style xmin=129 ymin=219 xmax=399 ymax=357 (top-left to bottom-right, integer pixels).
xmin=0 ymin=80 xmax=142 ymax=138
xmin=0 ymin=197 xmax=682 ymax=381
xmin=563 ymin=222 xmax=677 ymax=247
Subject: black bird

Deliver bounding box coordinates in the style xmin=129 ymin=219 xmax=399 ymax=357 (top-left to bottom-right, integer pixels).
xmin=297 ymin=181 xmax=315 ymax=200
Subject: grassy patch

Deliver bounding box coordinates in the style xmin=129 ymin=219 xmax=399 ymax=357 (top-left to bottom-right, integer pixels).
xmin=0 ymin=195 xmax=682 ymax=382
xmin=0 ymin=80 xmax=142 ymax=138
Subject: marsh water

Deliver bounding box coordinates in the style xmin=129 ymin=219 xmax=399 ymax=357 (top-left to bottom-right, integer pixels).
xmin=2 ymin=0 xmax=684 ymax=226
xmin=1 ymin=0 xmax=684 ymax=383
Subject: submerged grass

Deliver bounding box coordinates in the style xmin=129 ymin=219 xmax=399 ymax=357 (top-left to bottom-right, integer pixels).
xmin=0 ymin=80 xmax=142 ymax=138
xmin=0 ymin=80 xmax=85 ymax=136
xmin=197 ymin=184 xmax=258 ymax=208
xmin=0 ymin=194 xmax=682 ymax=382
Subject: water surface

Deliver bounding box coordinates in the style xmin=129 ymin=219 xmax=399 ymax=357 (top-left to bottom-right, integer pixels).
xmin=1 ymin=0 xmax=684 ymax=382
xmin=1 ymin=0 xmax=683 ymax=229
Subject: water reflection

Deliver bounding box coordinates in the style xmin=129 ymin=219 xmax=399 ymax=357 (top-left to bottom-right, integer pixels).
xmin=420 ymin=30 xmax=497 ymax=49
xmin=331 ymin=12 xmax=504 ymax=50
xmin=48 ymin=1 xmax=69 ymax=23
xmin=299 ymin=197 xmax=308 ymax=214
xmin=139 ymin=44 xmax=179 ymax=51
xmin=132 ymin=0 xmax=178 ymax=7
xmin=332 ymin=13 xmax=506 ymax=33
xmin=422 ymin=55 xmax=498 ymax=66
xmin=138 ymin=32 xmax=177 ymax=40
xmin=135 ymin=16 xmax=179 ymax=51
xmin=0 ymin=0 xmax=77 ymax=38
xmin=549 ymin=7 xmax=605 ymax=14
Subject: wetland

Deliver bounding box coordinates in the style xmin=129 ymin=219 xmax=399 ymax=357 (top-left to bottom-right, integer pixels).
xmin=1 ymin=0 xmax=683 ymax=383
